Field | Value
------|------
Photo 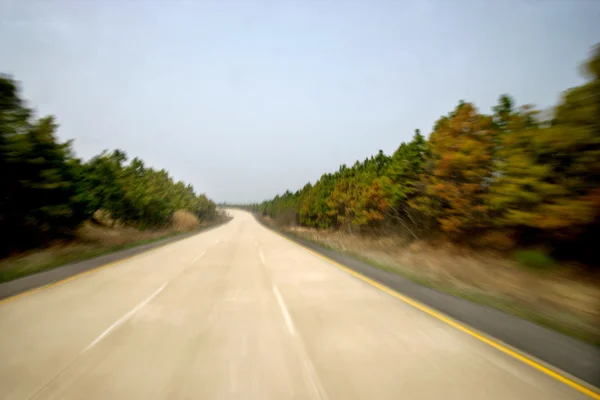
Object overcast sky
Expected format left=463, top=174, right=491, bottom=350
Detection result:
left=1, top=0, right=599, bottom=203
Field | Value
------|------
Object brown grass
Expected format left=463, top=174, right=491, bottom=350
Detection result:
left=0, top=209, right=224, bottom=283
left=79, top=221, right=173, bottom=245
left=171, top=210, right=200, bottom=232
left=285, top=225, right=600, bottom=345
left=0, top=222, right=176, bottom=283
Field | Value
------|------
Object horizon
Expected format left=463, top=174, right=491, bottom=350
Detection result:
left=2, top=0, right=599, bottom=203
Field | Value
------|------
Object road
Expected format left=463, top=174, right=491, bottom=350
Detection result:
left=0, top=210, right=592, bottom=399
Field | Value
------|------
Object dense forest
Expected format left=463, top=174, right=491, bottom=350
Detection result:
left=250, top=44, right=600, bottom=267
left=0, top=75, right=217, bottom=256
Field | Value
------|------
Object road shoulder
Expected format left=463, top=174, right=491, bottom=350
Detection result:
left=0, top=219, right=231, bottom=302
left=254, top=216, right=600, bottom=391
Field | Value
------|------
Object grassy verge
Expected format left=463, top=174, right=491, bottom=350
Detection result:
left=0, top=217, right=230, bottom=283
left=360, top=254, right=597, bottom=345
left=270, top=221, right=599, bottom=346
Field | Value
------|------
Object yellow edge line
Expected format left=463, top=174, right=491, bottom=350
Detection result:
left=275, top=231, right=600, bottom=399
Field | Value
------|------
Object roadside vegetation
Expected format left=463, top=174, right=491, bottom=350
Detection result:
left=0, top=210, right=229, bottom=283
left=278, top=225, right=600, bottom=345
left=0, top=75, right=221, bottom=280
left=239, top=44, right=600, bottom=345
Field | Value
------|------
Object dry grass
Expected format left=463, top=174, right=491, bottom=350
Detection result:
left=286, top=225, right=600, bottom=345
left=79, top=221, right=173, bottom=245
left=0, top=209, right=224, bottom=283
left=171, top=210, right=200, bottom=232
left=0, top=222, right=176, bottom=283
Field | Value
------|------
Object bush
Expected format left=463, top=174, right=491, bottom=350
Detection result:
left=474, top=230, right=516, bottom=251
left=275, top=208, right=298, bottom=227
left=514, top=249, right=556, bottom=270
left=170, top=210, right=199, bottom=232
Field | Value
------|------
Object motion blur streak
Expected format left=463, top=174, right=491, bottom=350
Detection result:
left=0, top=210, right=593, bottom=399
left=274, top=231, right=600, bottom=399
left=0, top=211, right=586, bottom=399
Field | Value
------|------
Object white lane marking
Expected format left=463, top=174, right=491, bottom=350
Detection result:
left=259, top=249, right=266, bottom=264
left=272, top=284, right=295, bottom=336
left=296, top=340, right=329, bottom=400
left=192, top=251, right=206, bottom=263
left=83, top=282, right=168, bottom=352
left=272, top=283, right=329, bottom=400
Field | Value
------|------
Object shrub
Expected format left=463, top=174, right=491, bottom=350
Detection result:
left=474, top=230, right=516, bottom=251
left=514, top=249, right=555, bottom=270
left=170, top=210, right=199, bottom=232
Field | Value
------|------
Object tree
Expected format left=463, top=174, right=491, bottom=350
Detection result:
left=0, top=74, right=218, bottom=255
left=412, top=102, right=495, bottom=235
left=81, top=150, right=128, bottom=224
left=0, top=77, right=88, bottom=253
left=256, top=43, right=600, bottom=266
left=379, top=129, right=428, bottom=236
left=489, top=46, right=600, bottom=237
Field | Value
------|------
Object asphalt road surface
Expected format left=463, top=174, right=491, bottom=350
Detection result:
left=0, top=210, right=593, bottom=399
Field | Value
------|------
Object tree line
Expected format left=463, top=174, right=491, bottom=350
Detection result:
left=252, top=44, right=600, bottom=266
left=0, top=75, right=217, bottom=256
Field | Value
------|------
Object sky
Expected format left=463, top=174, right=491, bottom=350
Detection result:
left=1, top=0, right=599, bottom=203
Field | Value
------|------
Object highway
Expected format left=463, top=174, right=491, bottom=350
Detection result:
left=0, top=210, right=592, bottom=399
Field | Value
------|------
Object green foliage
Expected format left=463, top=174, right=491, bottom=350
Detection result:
left=1, top=77, right=88, bottom=251
left=414, top=102, right=495, bottom=234
left=80, top=153, right=216, bottom=229
left=0, top=75, right=217, bottom=255
left=514, top=250, right=555, bottom=270
left=256, top=44, right=600, bottom=266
